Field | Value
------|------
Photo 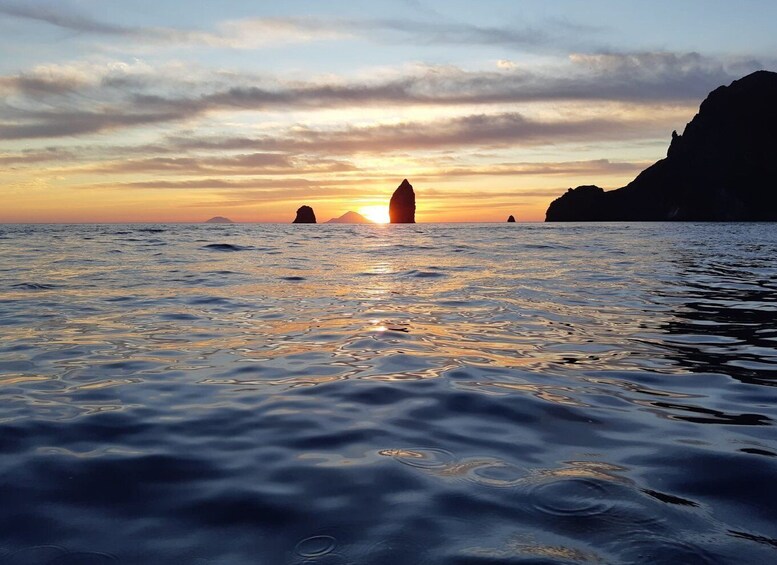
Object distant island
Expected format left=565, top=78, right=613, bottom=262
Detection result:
left=325, top=211, right=370, bottom=224
left=546, top=70, right=777, bottom=221
left=205, top=216, right=233, bottom=223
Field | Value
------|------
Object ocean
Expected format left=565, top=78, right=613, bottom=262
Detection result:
left=0, top=222, right=775, bottom=564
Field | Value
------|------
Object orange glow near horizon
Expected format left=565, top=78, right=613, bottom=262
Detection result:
left=358, top=205, right=390, bottom=224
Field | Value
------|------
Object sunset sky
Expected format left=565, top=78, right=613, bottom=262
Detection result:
left=1, top=0, right=776, bottom=222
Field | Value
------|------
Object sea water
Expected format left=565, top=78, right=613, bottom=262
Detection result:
left=0, top=223, right=775, bottom=564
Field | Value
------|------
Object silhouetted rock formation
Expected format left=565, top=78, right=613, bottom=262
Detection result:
left=293, top=205, right=317, bottom=224
left=507, top=215, right=516, bottom=223
left=325, top=211, right=370, bottom=224
left=546, top=71, right=777, bottom=221
left=389, top=179, right=416, bottom=223
left=205, top=216, right=233, bottom=223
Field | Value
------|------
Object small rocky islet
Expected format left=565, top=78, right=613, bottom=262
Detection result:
left=292, top=205, right=317, bottom=224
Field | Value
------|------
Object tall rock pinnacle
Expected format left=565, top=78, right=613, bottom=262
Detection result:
left=389, top=179, right=416, bottom=223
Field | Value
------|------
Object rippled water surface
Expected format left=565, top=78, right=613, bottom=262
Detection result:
left=1, top=223, right=776, bottom=564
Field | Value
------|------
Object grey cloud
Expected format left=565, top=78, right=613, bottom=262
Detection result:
left=85, top=177, right=387, bottom=193
left=1, top=52, right=768, bottom=140
left=0, top=1, right=132, bottom=35
left=369, top=18, right=549, bottom=48
left=99, top=153, right=293, bottom=173
left=3, top=108, right=669, bottom=162
left=89, top=153, right=356, bottom=176
left=427, top=159, right=649, bottom=178
left=80, top=160, right=642, bottom=195
left=94, top=178, right=320, bottom=190
left=0, top=110, right=663, bottom=171
left=0, top=2, right=588, bottom=51
left=168, top=112, right=665, bottom=156
left=0, top=109, right=190, bottom=139
left=0, top=148, right=73, bottom=165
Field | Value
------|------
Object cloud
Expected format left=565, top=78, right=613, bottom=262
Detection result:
left=0, top=2, right=590, bottom=51
left=165, top=112, right=666, bottom=156
left=2, top=51, right=765, bottom=140
left=0, top=1, right=131, bottom=35
left=0, top=2, right=349, bottom=48
left=0, top=148, right=74, bottom=165
left=0, top=107, right=670, bottom=170
left=86, top=177, right=371, bottom=191
left=425, top=159, right=649, bottom=178
left=88, top=153, right=356, bottom=176
left=0, top=108, right=191, bottom=139
left=364, top=18, right=551, bottom=49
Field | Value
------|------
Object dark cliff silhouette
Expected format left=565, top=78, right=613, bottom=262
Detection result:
left=325, top=211, right=370, bottom=224
left=546, top=70, right=777, bottom=221
left=205, top=216, right=233, bottom=224
left=293, top=205, right=317, bottom=223
left=507, top=215, right=516, bottom=223
left=389, top=179, right=416, bottom=223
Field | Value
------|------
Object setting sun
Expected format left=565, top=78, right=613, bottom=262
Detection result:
left=358, top=205, right=390, bottom=224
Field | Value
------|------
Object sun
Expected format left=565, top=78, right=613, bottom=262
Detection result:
left=359, top=205, right=390, bottom=224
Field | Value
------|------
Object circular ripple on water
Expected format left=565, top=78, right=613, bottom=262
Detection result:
left=529, top=478, right=614, bottom=517
left=49, top=552, right=119, bottom=564
left=616, top=537, right=716, bottom=564
left=347, top=538, right=436, bottom=565
left=465, top=461, right=526, bottom=488
left=295, top=535, right=337, bottom=558
left=379, top=448, right=455, bottom=469
left=8, top=545, right=67, bottom=565
left=298, top=555, right=348, bottom=565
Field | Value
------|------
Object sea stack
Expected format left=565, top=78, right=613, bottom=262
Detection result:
left=507, top=215, right=516, bottom=223
left=293, top=205, right=317, bottom=224
left=389, top=179, right=416, bottom=223
left=545, top=70, right=777, bottom=221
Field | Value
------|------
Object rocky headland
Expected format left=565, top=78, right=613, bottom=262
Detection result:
left=545, top=71, right=777, bottom=221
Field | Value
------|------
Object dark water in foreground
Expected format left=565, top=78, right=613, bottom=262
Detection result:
left=0, top=223, right=776, bottom=564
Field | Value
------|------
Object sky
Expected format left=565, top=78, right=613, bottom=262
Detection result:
left=1, top=0, right=776, bottom=223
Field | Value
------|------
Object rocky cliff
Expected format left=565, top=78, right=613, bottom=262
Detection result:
left=546, top=71, right=777, bottom=221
